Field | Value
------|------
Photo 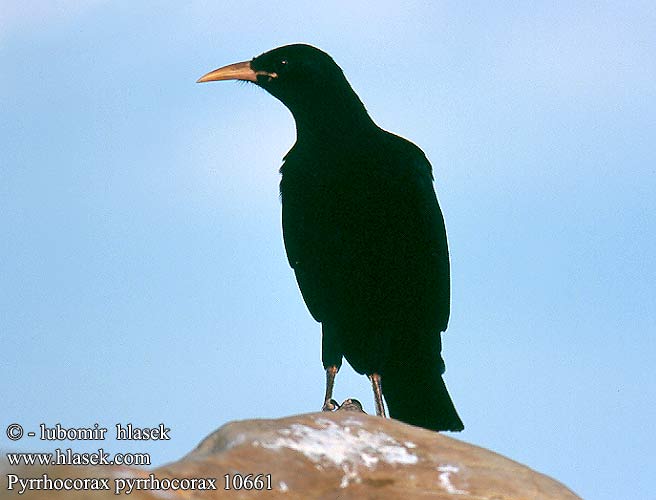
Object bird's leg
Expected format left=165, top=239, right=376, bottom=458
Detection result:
left=322, top=365, right=340, bottom=411
left=369, top=373, right=387, bottom=418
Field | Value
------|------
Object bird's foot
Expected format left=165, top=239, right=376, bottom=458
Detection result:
left=336, top=398, right=366, bottom=413
left=322, top=398, right=339, bottom=412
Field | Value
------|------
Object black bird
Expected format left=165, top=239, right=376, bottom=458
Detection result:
left=198, top=44, right=463, bottom=432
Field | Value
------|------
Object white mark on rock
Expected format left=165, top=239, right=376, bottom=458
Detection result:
left=340, top=417, right=366, bottom=427
left=224, top=433, right=246, bottom=449
left=340, top=463, right=361, bottom=488
left=257, top=420, right=418, bottom=468
left=151, top=492, right=177, bottom=500
left=437, top=464, right=468, bottom=495
left=278, top=481, right=289, bottom=492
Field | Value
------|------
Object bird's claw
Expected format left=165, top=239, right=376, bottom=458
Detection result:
left=336, top=398, right=366, bottom=413
left=322, top=398, right=339, bottom=412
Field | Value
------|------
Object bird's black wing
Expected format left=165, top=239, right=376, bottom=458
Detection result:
left=371, top=133, right=451, bottom=332
left=280, top=132, right=450, bottom=333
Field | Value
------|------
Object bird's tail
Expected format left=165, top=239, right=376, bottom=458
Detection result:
left=381, top=334, right=464, bottom=432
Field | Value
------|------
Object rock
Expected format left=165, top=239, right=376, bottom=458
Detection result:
left=1, top=412, right=581, bottom=499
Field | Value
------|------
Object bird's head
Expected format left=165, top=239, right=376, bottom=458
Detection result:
left=198, top=44, right=369, bottom=133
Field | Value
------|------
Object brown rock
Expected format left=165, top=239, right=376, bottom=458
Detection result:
left=2, top=412, right=581, bottom=499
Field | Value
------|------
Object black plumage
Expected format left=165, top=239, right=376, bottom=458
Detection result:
left=198, top=44, right=463, bottom=431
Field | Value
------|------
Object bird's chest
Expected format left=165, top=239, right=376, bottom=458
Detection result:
left=282, top=161, right=388, bottom=238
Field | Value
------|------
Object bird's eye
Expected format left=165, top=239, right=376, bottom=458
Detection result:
left=275, top=58, right=289, bottom=74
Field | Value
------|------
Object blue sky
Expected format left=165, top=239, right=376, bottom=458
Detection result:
left=1, top=2, right=654, bottom=498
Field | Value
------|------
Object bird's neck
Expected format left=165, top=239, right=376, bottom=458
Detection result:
left=290, top=89, right=377, bottom=146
